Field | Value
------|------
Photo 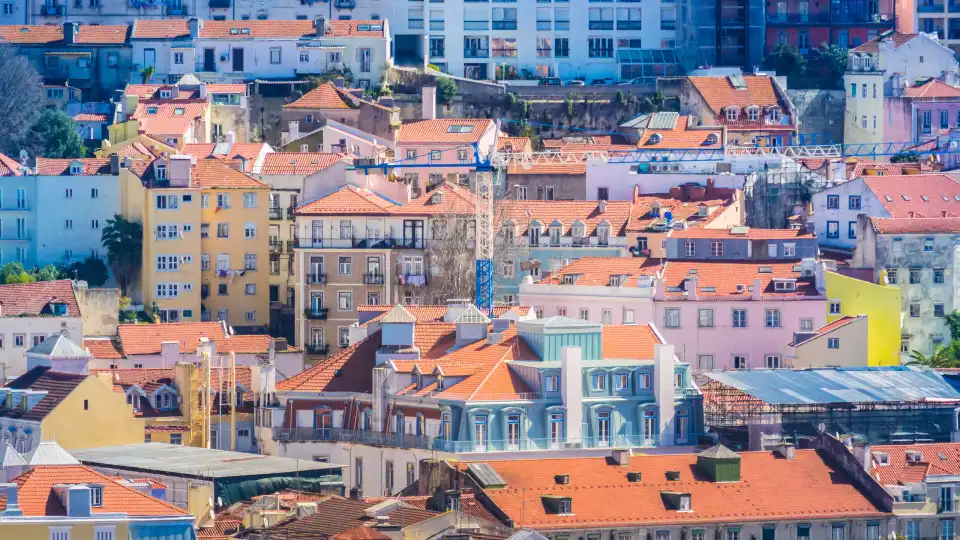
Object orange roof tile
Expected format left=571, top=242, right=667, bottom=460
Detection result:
left=659, top=260, right=820, bottom=299
left=83, top=338, right=124, bottom=359
left=852, top=31, right=918, bottom=53
left=848, top=160, right=932, bottom=178
left=190, top=158, right=268, bottom=189
left=91, top=366, right=253, bottom=391
left=72, top=113, right=109, bottom=122
left=35, top=158, right=112, bottom=176
left=869, top=217, right=960, bottom=234
left=284, top=82, right=356, bottom=110
left=626, top=193, right=737, bottom=232
left=496, top=200, right=632, bottom=236
left=537, top=256, right=660, bottom=287
left=260, top=152, right=349, bottom=175
left=397, top=119, right=494, bottom=145
left=205, top=84, right=247, bottom=95
left=870, top=443, right=960, bottom=485
left=117, top=322, right=278, bottom=356
left=0, top=24, right=128, bottom=44
left=180, top=143, right=268, bottom=172
left=905, top=78, right=960, bottom=98
left=637, top=115, right=722, bottom=149
left=497, top=136, right=531, bottom=153
left=0, top=153, right=23, bottom=176
left=0, top=465, right=188, bottom=517
left=602, top=325, right=663, bottom=359
left=188, top=19, right=385, bottom=40
left=132, top=101, right=209, bottom=138
left=507, top=163, right=587, bottom=175
left=296, top=184, right=399, bottom=215
left=670, top=227, right=813, bottom=240
left=0, top=280, right=80, bottom=316
left=462, top=450, right=886, bottom=529
left=392, top=183, right=478, bottom=215
left=360, top=304, right=524, bottom=324
left=862, top=174, right=960, bottom=217
left=130, top=20, right=190, bottom=39
left=688, top=76, right=782, bottom=113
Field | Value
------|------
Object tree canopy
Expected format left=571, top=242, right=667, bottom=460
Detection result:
left=101, top=214, right=143, bottom=295
left=10, top=109, right=87, bottom=159
left=0, top=46, right=42, bottom=156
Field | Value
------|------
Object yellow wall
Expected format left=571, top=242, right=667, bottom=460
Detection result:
left=41, top=376, right=144, bottom=450
left=107, top=120, right=141, bottom=147
left=0, top=522, right=131, bottom=540
left=825, top=271, right=902, bottom=366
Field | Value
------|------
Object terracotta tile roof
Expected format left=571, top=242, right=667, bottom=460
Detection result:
left=91, top=367, right=253, bottom=392
left=190, top=158, right=268, bottom=189
left=542, top=135, right=636, bottom=153
left=670, top=227, right=813, bottom=240
left=206, top=84, right=247, bottom=95
left=72, top=113, right=109, bottom=122
left=132, top=101, right=209, bottom=138
left=905, top=78, right=960, bottom=98
left=284, top=82, right=355, bottom=110
left=537, top=256, right=660, bottom=287
left=278, top=334, right=380, bottom=393
left=332, top=526, right=392, bottom=540
left=687, top=76, right=794, bottom=131
left=397, top=119, right=495, bottom=145
left=0, top=280, right=80, bottom=316
left=266, top=495, right=438, bottom=539
left=392, top=183, right=478, bottom=215
left=297, top=183, right=476, bottom=216
left=0, top=465, right=188, bottom=517
left=260, top=152, right=349, bottom=175
left=0, top=153, right=23, bottom=176
left=626, top=193, right=737, bottom=233
left=869, top=443, right=960, bottom=485
left=497, top=136, right=531, bottom=153
left=1, top=367, right=88, bottom=421
left=124, top=84, right=196, bottom=100
left=848, top=160, right=932, bottom=179
left=602, top=325, right=663, bottom=359
left=637, top=116, right=722, bottom=149
left=180, top=143, right=268, bottom=172
left=862, top=174, right=960, bottom=217
left=324, top=20, right=387, bottom=38
left=659, top=260, right=820, bottom=299
left=83, top=338, right=124, bottom=359
left=869, top=216, right=960, bottom=234
left=117, top=322, right=277, bottom=356
left=852, top=31, right=918, bottom=53
left=360, top=304, right=524, bottom=324
left=384, top=493, right=500, bottom=523
left=35, top=158, right=112, bottom=176
left=0, top=24, right=128, bottom=44
left=507, top=163, right=587, bottom=175
left=496, top=200, right=632, bottom=236
left=130, top=20, right=190, bottom=39
left=462, top=450, right=886, bottom=528
left=788, top=315, right=864, bottom=346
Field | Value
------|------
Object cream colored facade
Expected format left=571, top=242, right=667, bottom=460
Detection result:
left=128, top=156, right=270, bottom=329
left=787, top=316, right=870, bottom=368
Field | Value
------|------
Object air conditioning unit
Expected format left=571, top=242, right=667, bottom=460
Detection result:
left=735, top=284, right=745, bottom=292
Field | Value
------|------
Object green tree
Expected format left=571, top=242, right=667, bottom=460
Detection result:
left=908, top=345, right=960, bottom=368
left=140, top=65, right=155, bottom=84
left=33, top=264, right=61, bottom=281
left=64, top=256, right=109, bottom=287
left=762, top=42, right=807, bottom=87
left=891, top=151, right=920, bottom=163
left=0, top=262, right=35, bottom=284
left=11, top=109, right=87, bottom=159
left=435, top=77, right=457, bottom=105
left=0, top=46, right=43, bottom=155
left=520, top=124, right=542, bottom=151
left=809, top=43, right=849, bottom=89
left=101, top=214, right=143, bottom=295
left=946, top=311, right=960, bottom=341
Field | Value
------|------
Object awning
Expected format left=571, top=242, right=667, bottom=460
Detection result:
left=45, top=51, right=91, bottom=57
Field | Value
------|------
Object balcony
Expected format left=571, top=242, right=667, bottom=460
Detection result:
left=464, top=47, right=490, bottom=58
left=307, top=343, right=330, bottom=355
left=308, top=273, right=327, bottom=285
left=918, top=2, right=945, bottom=12
left=269, top=207, right=284, bottom=220
left=766, top=12, right=830, bottom=24
left=299, top=236, right=423, bottom=250
left=285, top=240, right=296, bottom=253
left=269, top=241, right=282, bottom=253
left=492, top=21, right=518, bottom=30
left=464, top=21, right=489, bottom=30
left=408, top=18, right=424, bottom=29
left=166, top=6, right=187, bottom=15
left=830, top=9, right=895, bottom=23
left=589, top=21, right=614, bottom=29
left=660, top=20, right=676, bottom=30
left=398, top=274, right=427, bottom=287
left=40, top=5, right=64, bottom=16
left=571, top=237, right=591, bottom=247
left=335, top=0, right=356, bottom=8
left=618, top=20, right=643, bottom=29
left=304, top=307, right=329, bottom=320
left=537, top=20, right=552, bottom=30
left=430, top=20, right=445, bottom=30
left=493, top=48, right=517, bottom=58
left=363, top=273, right=385, bottom=285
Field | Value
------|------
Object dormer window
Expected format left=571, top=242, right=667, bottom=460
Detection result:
left=746, top=106, right=759, bottom=122
left=648, top=133, right=662, bottom=144
left=156, top=164, right=167, bottom=180
left=852, top=56, right=860, bottom=70
left=609, top=275, right=622, bottom=287
left=431, top=191, right=443, bottom=204
left=698, top=205, right=710, bottom=217
left=906, top=450, right=923, bottom=463
left=873, top=452, right=890, bottom=466
left=416, top=372, right=423, bottom=389
left=69, top=163, right=83, bottom=175
left=725, top=107, right=738, bottom=121
left=542, top=496, right=573, bottom=515
left=437, top=375, right=444, bottom=391
left=773, top=279, right=796, bottom=291
left=705, top=133, right=719, bottom=145
left=528, top=222, right=541, bottom=246
left=572, top=222, right=585, bottom=240
left=147, top=106, right=159, bottom=115
left=768, top=107, right=781, bottom=122
left=90, top=485, right=103, bottom=507
left=562, top=274, right=580, bottom=285
left=160, top=89, right=172, bottom=99
left=49, top=302, right=68, bottom=316
left=649, top=203, right=661, bottom=217
left=597, top=223, right=610, bottom=246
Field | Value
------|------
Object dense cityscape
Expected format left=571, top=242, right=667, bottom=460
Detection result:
left=0, top=1, right=957, bottom=539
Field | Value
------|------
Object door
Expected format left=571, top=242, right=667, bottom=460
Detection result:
left=549, top=413, right=564, bottom=447
left=474, top=416, right=488, bottom=451
left=232, top=48, right=244, bottom=72
left=403, top=220, right=424, bottom=248
left=643, top=410, right=657, bottom=445
left=507, top=414, right=520, bottom=450
left=143, top=48, right=156, bottom=71
left=311, top=220, right=323, bottom=247
left=597, top=411, right=610, bottom=446
left=366, top=256, right=382, bottom=278
left=359, top=48, right=372, bottom=72
left=310, top=291, right=323, bottom=314
left=203, top=48, right=215, bottom=72
left=317, top=411, right=332, bottom=437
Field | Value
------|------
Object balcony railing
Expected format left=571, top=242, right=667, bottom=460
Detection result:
left=464, top=47, right=489, bottom=57
left=537, top=20, right=551, bottom=30
left=766, top=12, right=831, bottom=23
left=308, top=273, right=327, bottom=284
left=272, top=427, right=660, bottom=453
left=571, top=237, right=590, bottom=247
left=918, top=2, right=944, bottom=12
left=40, top=5, right=64, bottom=16
left=304, top=307, right=329, bottom=320
left=618, top=20, right=643, bottom=29
left=269, top=207, right=283, bottom=220
left=589, top=21, right=614, bottom=29
left=660, top=20, right=677, bottom=29
left=555, top=21, right=570, bottom=29
left=398, top=274, right=427, bottom=287
left=363, top=273, right=385, bottom=285
left=830, top=10, right=894, bottom=23
left=298, top=237, right=425, bottom=249
left=307, top=343, right=330, bottom=355
left=408, top=18, right=424, bottom=29
left=269, top=241, right=282, bottom=253
left=285, top=240, right=296, bottom=253
left=166, top=6, right=187, bottom=15
left=492, top=21, right=518, bottom=29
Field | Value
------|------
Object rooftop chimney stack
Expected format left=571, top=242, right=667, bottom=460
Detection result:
left=315, top=16, right=327, bottom=37
left=422, top=86, right=437, bottom=120
left=189, top=18, right=202, bottom=39
left=0, top=483, right=21, bottom=516
left=63, top=22, right=78, bottom=45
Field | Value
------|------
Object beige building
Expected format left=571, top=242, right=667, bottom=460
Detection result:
left=787, top=315, right=869, bottom=368
left=281, top=81, right=399, bottom=145
left=293, top=179, right=477, bottom=364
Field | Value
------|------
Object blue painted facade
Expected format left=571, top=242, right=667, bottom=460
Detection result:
left=496, top=246, right=626, bottom=301
left=664, top=235, right=819, bottom=261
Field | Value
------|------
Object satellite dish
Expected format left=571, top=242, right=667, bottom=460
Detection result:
left=817, top=422, right=826, bottom=434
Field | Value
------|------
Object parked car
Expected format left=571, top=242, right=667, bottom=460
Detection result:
left=539, top=78, right=562, bottom=86
left=591, top=78, right=616, bottom=86
left=567, top=80, right=585, bottom=86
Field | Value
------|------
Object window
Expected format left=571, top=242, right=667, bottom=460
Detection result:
left=14, top=334, right=24, bottom=348
left=338, top=291, right=353, bottom=311
left=848, top=221, right=857, bottom=240
left=244, top=222, right=256, bottom=239
left=831, top=524, right=845, bottom=540
left=910, top=268, right=921, bottom=284
left=940, top=519, right=954, bottom=540
left=270, top=47, right=281, bottom=64
left=783, top=243, right=796, bottom=257
left=338, top=256, right=352, bottom=275
left=765, top=354, right=781, bottom=368
left=588, top=37, right=614, bottom=58
left=243, top=192, right=257, bottom=208
left=664, top=308, right=680, bottom=328
left=244, top=254, right=257, bottom=271
left=826, top=221, right=839, bottom=238
left=828, top=337, right=840, bottom=349
left=555, top=37, right=569, bottom=58
left=684, top=241, right=695, bottom=257
left=515, top=186, right=527, bottom=200
left=732, top=309, right=747, bottom=328
left=710, top=241, right=723, bottom=257
left=698, top=309, right=714, bottom=328
left=615, top=373, right=628, bottom=390
left=826, top=195, right=839, bottom=209
left=592, top=373, right=606, bottom=391
left=935, top=268, right=945, bottom=284
left=170, top=433, right=182, bottom=445
left=579, top=308, right=589, bottom=320
left=910, top=303, right=920, bottom=318
left=797, top=525, right=811, bottom=540
left=94, top=526, right=115, bottom=540
left=91, top=219, right=99, bottom=230
left=936, top=303, right=945, bottom=317
left=765, top=309, right=781, bottom=328
left=545, top=375, right=559, bottom=392
left=50, top=527, right=71, bottom=540
left=830, top=300, right=841, bottom=314
left=65, top=219, right=73, bottom=230
left=733, top=355, right=747, bottom=369
left=216, top=193, right=230, bottom=209
left=924, top=237, right=935, bottom=252
left=887, top=268, right=898, bottom=284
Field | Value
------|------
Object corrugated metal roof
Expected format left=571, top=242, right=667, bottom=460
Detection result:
left=703, top=367, right=960, bottom=405
left=649, top=112, right=680, bottom=129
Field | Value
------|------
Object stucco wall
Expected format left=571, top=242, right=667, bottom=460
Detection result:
left=0, top=318, right=83, bottom=379
left=41, top=376, right=144, bottom=450
left=790, top=316, right=869, bottom=368
left=75, top=287, right=120, bottom=337
left=787, top=89, right=844, bottom=145
left=824, top=271, right=902, bottom=366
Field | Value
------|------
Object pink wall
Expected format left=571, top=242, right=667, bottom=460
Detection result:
left=653, top=299, right=827, bottom=369
left=883, top=98, right=913, bottom=143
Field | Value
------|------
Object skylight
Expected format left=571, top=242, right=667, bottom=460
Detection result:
left=954, top=195, right=960, bottom=201
left=230, top=28, right=239, bottom=34
left=147, top=106, right=158, bottom=114
left=447, top=125, right=474, bottom=133
left=902, top=194, right=910, bottom=201
left=174, top=108, right=185, bottom=116
left=240, top=28, right=251, bottom=34
left=758, top=266, right=773, bottom=273
left=921, top=195, right=929, bottom=201
left=885, top=195, right=893, bottom=202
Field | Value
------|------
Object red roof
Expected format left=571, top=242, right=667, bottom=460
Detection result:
left=0, top=465, right=188, bottom=517
left=132, top=101, right=209, bottom=138
left=297, top=183, right=476, bottom=216
left=869, top=443, right=960, bottom=485
left=788, top=315, right=864, bottom=346
left=359, top=304, right=528, bottom=324
left=72, top=113, right=109, bottom=122
left=117, top=322, right=281, bottom=356
left=497, top=136, right=531, bottom=153
left=497, top=200, right=633, bottom=237
left=507, top=163, right=587, bottom=176
left=192, top=19, right=385, bottom=39
left=0, top=24, right=128, bottom=44
left=537, top=256, right=660, bottom=287
left=862, top=174, right=960, bottom=217
left=91, top=366, right=253, bottom=392
left=601, top=325, right=663, bottom=359
left=260, top=152, right=349, bottom=175
left=284, top=82, right=355, bottom=110
left=687, top=76, right=794, bottom=131
left=869, top=217, right=960, bottom=234
left=188, top=158, right=268, bottom=189
left=180, top=143, right=268, bottom=172
left=0, top=280, right=79, bottom=316
left=852, top=31, right=918, bottom=53
left=637, top=115, right=723, bottom=149
left=659, top=260, right=820, bottom=299
left=0, top=153, right=23, bottom=176
left=462, top=450, right=886, bottom=528
left=205, top=84, right=247, bottom=95
left=670, top=227, right=813, bottom=240
left=36, top=158, right=112, bottom=176
left=83, top=338, right=124, bottom=359
left=396, top=119, right=494, bottom=145
left=130, top=20, right=190, bottom=39
left=904, top=78, right=960, bottom=99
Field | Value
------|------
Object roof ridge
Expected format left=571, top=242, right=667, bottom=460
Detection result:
left=465, top=342, right=521, bottom=401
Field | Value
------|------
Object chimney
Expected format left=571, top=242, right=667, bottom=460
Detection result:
left=63, top=22, right=78, bottom=45
left=775, top=443, right=796, bottom=460
left=349, top=487, right=362, bottom=500
left=110, top=154, right=121, bottom=175
left=189, top=17, right=202, bottom=39
left=422, top=86, right=437, bottom=120
left=225, top=131, right=236, bottom=144
left=199, top=84, right=208, bottom=100
left=0, top=483, right=21, bottom=516
left=167, top=155, right=194, bottom=187
left=706, top=176, right=715, bottom=198
left=684, top=274, right=698, bottom=300
left=751, top=277, right=763, bottom=300
left=612, top=449, right=631, bottom=466
left=379, top=96, right=395, bottom=107
left=123, top=156, right=133, bottom=168
left=160, top=341, right=180, bottom=368
left=653, top=344, right=676, bottom=446
left=560, top=347, right=583, bottom=443
left=288, top=121, right=300, bottom=143
left=315, top=16, right=327, bottom=37
left=333, top=76, right=345, bottom=89
left=64, top=485, right=92, bottom=517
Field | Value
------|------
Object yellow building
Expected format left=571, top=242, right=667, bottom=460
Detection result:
left=0, top=464, right=194, bottom=539
left=128, top=156, right=270, bottom=330
left=0, top=366, right=144, bottom=453
left=824, top=269, right=902, bottom=366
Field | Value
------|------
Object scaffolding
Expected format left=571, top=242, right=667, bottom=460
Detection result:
left=743, top=165, right=837, bottom=229
left=701, top=378, right=960, bottom=448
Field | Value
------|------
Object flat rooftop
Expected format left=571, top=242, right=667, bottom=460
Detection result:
left=72, top=443, right=344, bottom=480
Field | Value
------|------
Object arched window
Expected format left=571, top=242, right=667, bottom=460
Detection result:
left=705, top=133, right=719, bottom=145
left=725, top=107, right=738, bottom=121
left=746, top=106, right=759, bottom=122
left=648, top=133, right=662, bottom=144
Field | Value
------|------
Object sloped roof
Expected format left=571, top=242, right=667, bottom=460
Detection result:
left=537, top=256, right=660, bottom=287
left=82, top=338, right=124, bottom=359
left=861, top=174, right=960, bottom=217
left=904, top=78, right=960, bottom=98
left=869, top=217, right=960, bottom=234
left=688, top=76, right=782, bottom=113
left=117, top=322, right=278, bottom=356
left=129, top=20, right=190, bottom=39
left=24, top=440, right=80, bottom=466
left=636, top=115, right=723, bottom=149
left=0, top=153, right=23, bottom=176
left=0, top=24, right=128, bottom=44
left=461, top=450, right=886, bottom=528
left=35, top=158, right=113, bottom=176
left=360, top=305, right=529, bottom=324
left=658, top=260, right=820, bottom=299
left=397, top=119, right=494, bottom=145
left=600, top=325, right=663, bottom=360
left=0, top=280, right=79, bottom=317
left=497, top=200, right=632, bottom=236
left=131, top=101, right=209, bottom=138
left=296, top=183, right=476, bottom=216
left=180, top=143, right=268, bottom=172
left=869, top=442, right=960, bottom=485
left=26, top=334, right=89, bottom=358
left=789, top=316, right=864, bottom=346
left=381, top=304, right=417, bottom=324
left=265, top=495, right=437, bottom=539
left=852, top=31, right=919, bottom=53
left=1, top=367, right=88, bottom=421
left=190, top=158, right=268, bottom=189
left=284, top=82, right=356, bottom=110
left=698, top=444, right=740, bottom=459
left=0, top=443, right=25, bottom=467
left=260, top=152, right=348, bottom=175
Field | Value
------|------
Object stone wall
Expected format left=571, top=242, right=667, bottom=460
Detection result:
left=788, top=89, right=845, bottom=145
left=75, top=286, right=120, bottom=337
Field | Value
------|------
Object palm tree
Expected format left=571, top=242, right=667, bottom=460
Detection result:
left=908, top=345, right=959, bottom=368
left=140, top=65, right=155, bottom=84
left=101, top=214, right=143, bottom=296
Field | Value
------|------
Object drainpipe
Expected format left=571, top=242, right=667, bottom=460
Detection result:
left=230, top=351, right=236, bottom=451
